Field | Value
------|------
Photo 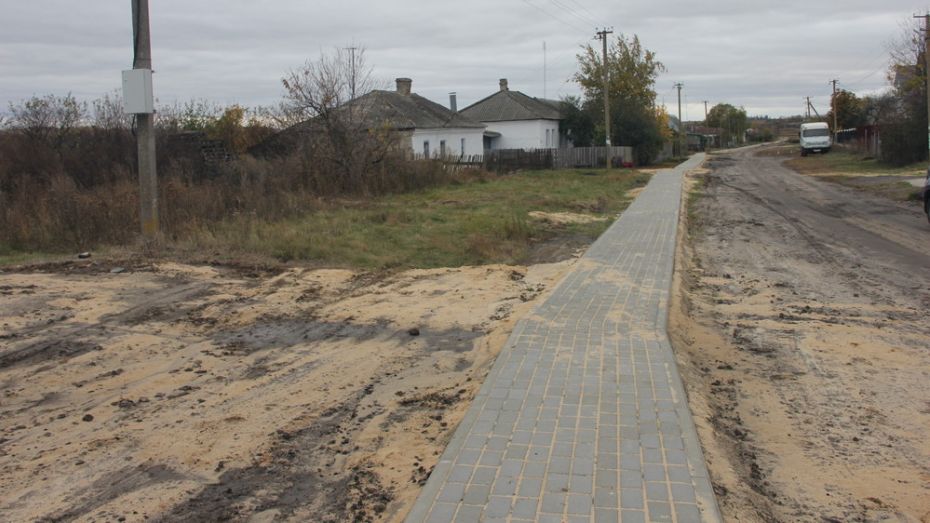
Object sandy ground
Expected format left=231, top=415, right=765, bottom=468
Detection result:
left=670, top=146, right=930, bottom=522
left=0, top=257, right=575, bottom=522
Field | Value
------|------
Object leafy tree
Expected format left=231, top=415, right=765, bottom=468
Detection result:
left=572, top=33, right=665, bottom=164
left=559, top=95, right=595, bottom=147
left=574, top=34, right=663, bottom=110
left=613, top=97, right=665, bottom=165
left=826, top=90, right=865, bottom=130
left=705, top=103, right=747, bottom=147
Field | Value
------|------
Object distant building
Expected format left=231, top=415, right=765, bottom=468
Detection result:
left=346, top=78, right=486, bottom=157
left=257, top=77, right=485, bottom=158
left=460, top=79, right=565, bottom=150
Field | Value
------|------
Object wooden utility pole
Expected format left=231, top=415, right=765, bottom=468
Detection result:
left=830, top=79, right=839, bottom=144
left=596, top=28, right=613, bottom=168
left=131, top=0, right=158, bottom=240
left=806, top=96, right=812, bottom=119
left=703, top=100, right=708, bottom=121
left=675, top=83, right=684, bottom=156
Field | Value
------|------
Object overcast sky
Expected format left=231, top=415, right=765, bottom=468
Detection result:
left=1, top=1, right=927, bottom=119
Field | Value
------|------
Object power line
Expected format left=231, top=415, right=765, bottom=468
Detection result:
left=518, top=0, right=589, bottom=34
left=842, top=61, right=889, bottom=90
left=547, top=0, right=598, bottom=28
left=564, top=0, right=599, bottom=25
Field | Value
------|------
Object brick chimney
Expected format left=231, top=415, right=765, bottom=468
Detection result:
left=499, top=78, right=509, bottom=92
left=396, top=78, right=412, bottom=96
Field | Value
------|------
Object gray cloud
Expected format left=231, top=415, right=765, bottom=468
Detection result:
left=0, top=0, right=924, bottom=117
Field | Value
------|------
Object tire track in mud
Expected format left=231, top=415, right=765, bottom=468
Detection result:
left=0, top=282, right=213, bottom=369
left=674, top=147, right=930, bottom=523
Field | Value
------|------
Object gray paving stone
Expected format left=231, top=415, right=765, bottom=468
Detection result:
left=483, top=496, right=511, bottom=518
left=595, top=508, right=620, bottom=523
left=620, top=487, right=645, bottom=509
left=511, top=497, right=538, bottom=519
left=648, top=501, right=673, bottom=522
left=566, top=492, right=593, bottom=515
left=452, top=505, right=481, bottom=523
left=517, top=477, right=542, bottom=498
left=676, top=503, right=703, bottom=523
left=405, top=156, right=720, bottom=523
left=462, top=483, right=490, bottom=505
left=425, top=502, right=456, bottom=523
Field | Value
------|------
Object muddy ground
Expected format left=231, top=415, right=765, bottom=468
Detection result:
left=0, top=256, right=575, bottom=522
left=671, top=145, right=930, bottom=522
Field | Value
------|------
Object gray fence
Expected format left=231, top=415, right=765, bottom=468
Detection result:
left=425, top=146, right=636, bottom=173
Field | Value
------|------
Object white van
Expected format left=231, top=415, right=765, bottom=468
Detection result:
left=799, top=122, right=831, bottom=156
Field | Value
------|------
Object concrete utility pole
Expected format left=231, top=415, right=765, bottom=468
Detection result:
left=830, top=78, right=839, bottom=144
left=596, top=28, right=613, bottom=168
left=543, top=41, right=547, bottom=99
left=131, top=0, right=158, bottom=240
left=675, top=82, right=684, bottom=156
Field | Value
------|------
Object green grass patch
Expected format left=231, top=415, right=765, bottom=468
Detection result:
left=785, top=149, right=925, bottom=177
left=784, top=149, right=925, bottom=203
left=685, top=173, right=709, bottom=237
left=178, top=168, right=651, bottom=269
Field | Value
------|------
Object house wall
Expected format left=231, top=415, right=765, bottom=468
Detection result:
left=483, top=119, right=560, bottom=150
left=411, top=128, right=485, bottom=157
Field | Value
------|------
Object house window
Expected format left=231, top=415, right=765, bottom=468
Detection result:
left=423, top=140, right=429, bottom=157
left=546, top=129, right=551, bottom=147
left=440, top=140, right=446, bottom=157
left=461, top=138, right=466, bottom=154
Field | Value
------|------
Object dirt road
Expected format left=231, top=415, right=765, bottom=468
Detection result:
left=671, top=145, right=930, bottom=522
left=0, top=259, right=573, bottom=522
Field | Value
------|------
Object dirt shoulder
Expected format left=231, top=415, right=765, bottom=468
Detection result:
left=670, top=147, right=930, bottom=522
left=0, top=259, right=574, bottom=522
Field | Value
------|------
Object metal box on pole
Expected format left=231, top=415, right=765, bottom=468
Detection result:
left=121, top=69, right=154, bottom=114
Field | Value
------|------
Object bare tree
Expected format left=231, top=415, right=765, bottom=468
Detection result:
left=280, top=47, right=395, bottom=192
left=887, top=18, right=925, bottom=85
left=8, top=93, right=86, bottom=150
left=281, top=47, right=379, bottom=120
left=92, top=91, right=132, bottom=131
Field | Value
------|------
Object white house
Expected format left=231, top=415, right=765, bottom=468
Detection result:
left=459, top=79, right=564, bottom=151
left=351, top=78, right=486, bottom=157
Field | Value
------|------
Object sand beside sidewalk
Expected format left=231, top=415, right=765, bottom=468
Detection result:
left=0, top=259, right=574, bottom=522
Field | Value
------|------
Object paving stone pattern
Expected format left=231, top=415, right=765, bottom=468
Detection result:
left=407, top=155, right=720, bottom=523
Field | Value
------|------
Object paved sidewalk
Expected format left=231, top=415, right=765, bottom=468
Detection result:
left=406, top=155, right=720, bottom=523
